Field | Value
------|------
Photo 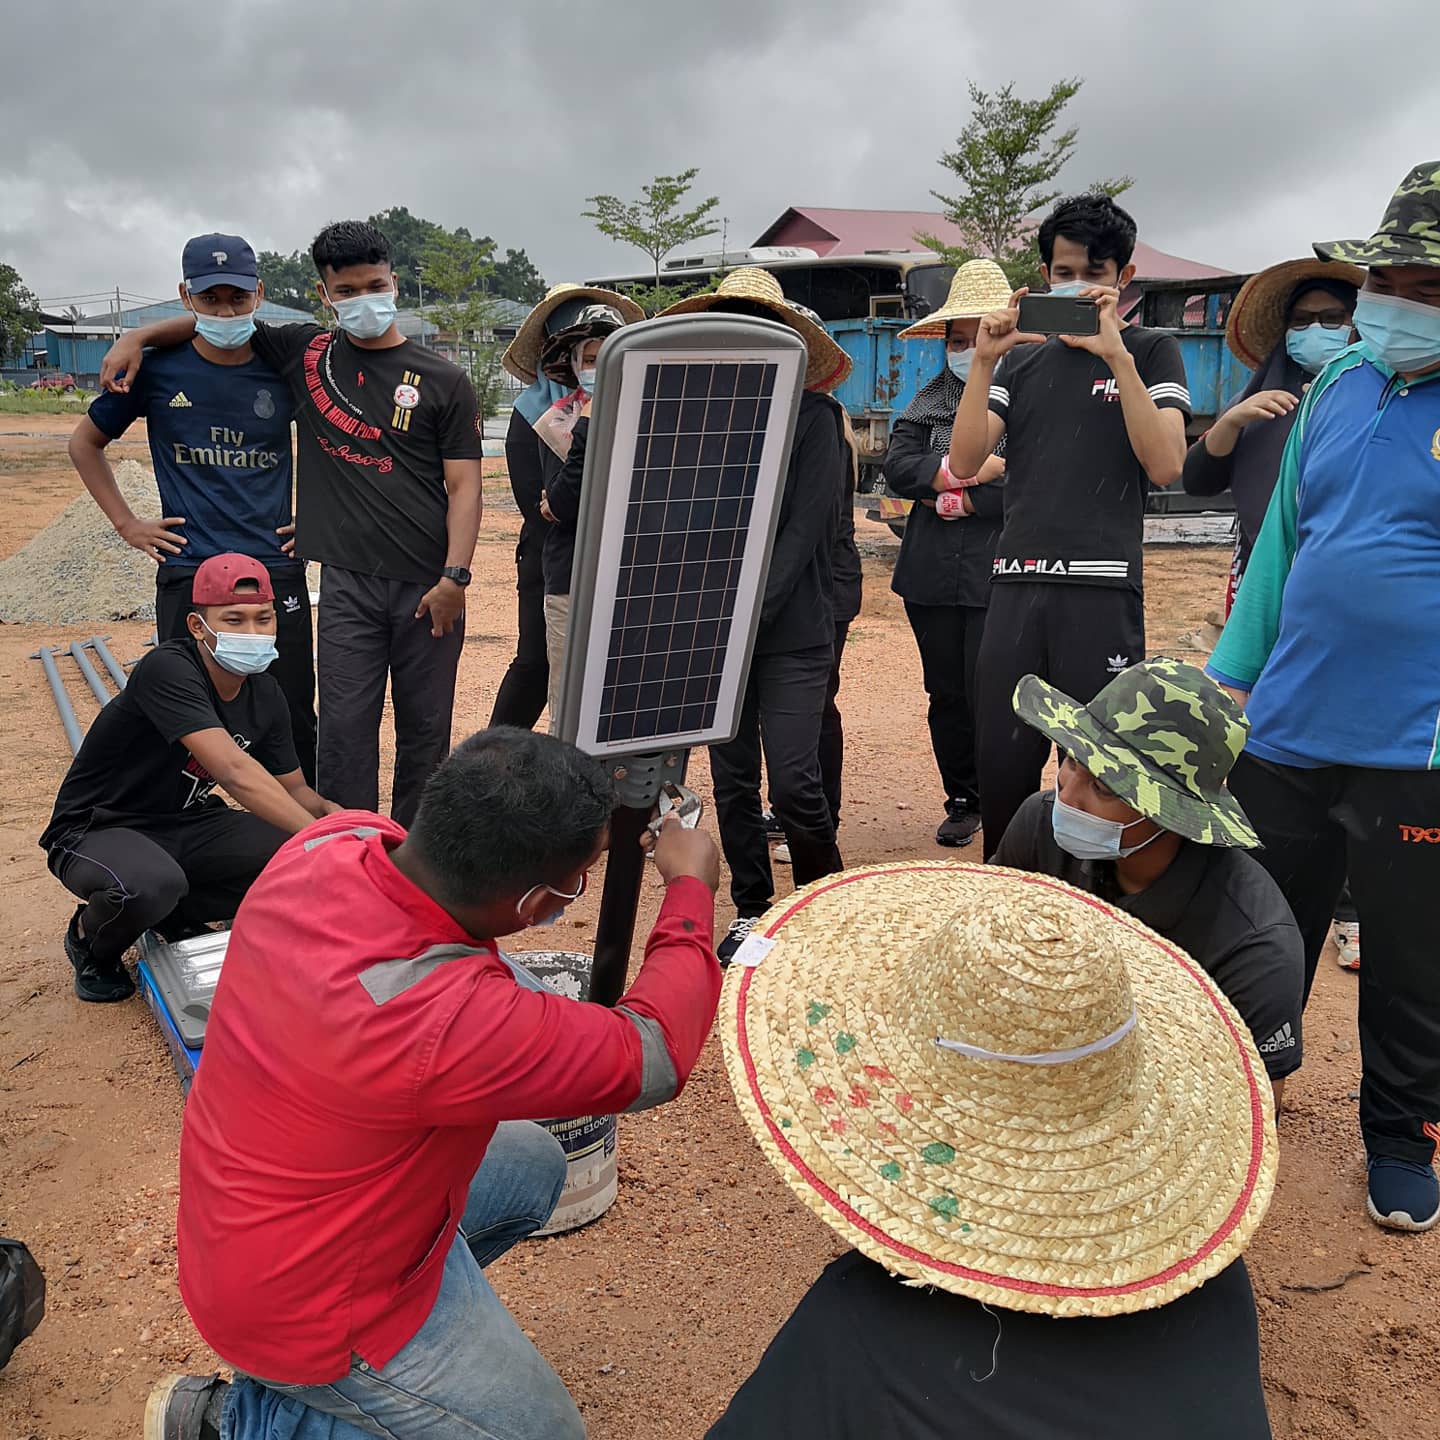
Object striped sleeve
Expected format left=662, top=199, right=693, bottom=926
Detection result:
left=1138, top=332, right=1191, bottom=413
left=987, top=354, right=1011, bottom=416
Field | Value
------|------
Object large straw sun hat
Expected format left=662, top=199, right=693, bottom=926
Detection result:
left=659, top=268, right=852, bottom=391
left=721, top=861, right=1277, bottom=1319
left=503, top=283, right=646, bottom=384
left=898, top=259, right=1014, bottom=341
left=1224, top=258, right=1363, bottom=369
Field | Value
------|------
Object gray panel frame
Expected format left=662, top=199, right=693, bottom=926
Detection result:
left=555, top=315, right=807, bottom=755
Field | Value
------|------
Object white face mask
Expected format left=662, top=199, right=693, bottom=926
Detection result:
left=946, top=349, right=974, bottom=380
left=1051, top=791, right=1162, bottom=861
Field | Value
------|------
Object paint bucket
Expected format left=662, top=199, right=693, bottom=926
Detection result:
left=507, top=949, right=619, bottom=1235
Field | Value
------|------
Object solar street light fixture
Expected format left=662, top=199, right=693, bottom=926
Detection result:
left=554, top=314, right=807, bottom=1004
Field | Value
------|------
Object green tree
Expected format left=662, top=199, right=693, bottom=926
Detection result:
left=490, top=247, right=546, bottom=304
left=918, top=79, right=1133, bottom=290
left=583, top=169, right=720, bottom=295
left=0, top=262, right=43, bottom=364
left=420, top=230, right=507, bottom=417
left=256, top=249, right=327, bottom=316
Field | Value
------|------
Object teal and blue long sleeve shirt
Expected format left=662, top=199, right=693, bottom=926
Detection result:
left=1208, top=345, right=1440, bottom=770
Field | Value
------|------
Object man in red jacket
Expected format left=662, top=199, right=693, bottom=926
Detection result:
left=145, top=726, right=722, bottom=1440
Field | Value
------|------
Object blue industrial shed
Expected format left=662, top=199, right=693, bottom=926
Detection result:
left=26, top=299, right=314, bottom=378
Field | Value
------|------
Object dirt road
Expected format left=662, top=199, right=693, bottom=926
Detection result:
left=0, top=415, right=1433, bottom=1437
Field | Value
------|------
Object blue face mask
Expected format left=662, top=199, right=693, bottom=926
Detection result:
left=192, top=311, right=256, bottom=350
left=1051, top=791, right=1162, bottom=861
left=201, top=619, right=278, bottom=676
left=1285, top=321, right=1351, bottom=375
left=1353, top=290, right=1440, bottom=375
left=576, top=367, right=598, bottom=393
left=946, top=349, right=974, bottom=380
left=328, top=290, right=398, bottom=340
left=1046, top=281, right=1090, bottom=297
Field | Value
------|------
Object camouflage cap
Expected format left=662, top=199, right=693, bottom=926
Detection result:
left=1315, top=161, right=1440, bottom=268
left=1013, top=658, right=1260, bottom=848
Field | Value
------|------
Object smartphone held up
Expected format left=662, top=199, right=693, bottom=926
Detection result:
left=1016, top=293, right=1101, bottom=337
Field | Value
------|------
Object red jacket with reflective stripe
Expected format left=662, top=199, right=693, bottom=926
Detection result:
left=177, top=812, right=719, bottom=1382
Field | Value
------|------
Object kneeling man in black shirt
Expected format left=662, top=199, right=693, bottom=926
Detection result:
left=40, top=554, right=338, bottom=1002
left=712, top=804, right=1278, bottom=1440
left=992, top=656, right=1304, bottom=1107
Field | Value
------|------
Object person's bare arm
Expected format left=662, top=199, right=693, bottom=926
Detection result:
left=68, top=416, right=189, bottom=562
left=931, top=450, right=1006, bottom=494
left=100, top=315, right=197, bottom=393
left=948, top=371, right=1007, bottom=478
left=276, top=769, right=343, bottom=819
left=415, top=457, right=483, bottom=638
left=180, top=729, right=318, bottom=833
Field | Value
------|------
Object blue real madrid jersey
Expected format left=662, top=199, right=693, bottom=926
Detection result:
left=89, top=341, right=298, bottom=572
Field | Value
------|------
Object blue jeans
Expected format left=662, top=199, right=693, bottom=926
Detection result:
left=221, top=1121, right=581, bottom=1440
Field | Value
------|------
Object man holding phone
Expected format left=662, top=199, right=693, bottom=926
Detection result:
left=948, top=193, right=1191, bottom=856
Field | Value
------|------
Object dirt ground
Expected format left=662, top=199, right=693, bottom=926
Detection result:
left=1, top=413, right=1434, bottom=1438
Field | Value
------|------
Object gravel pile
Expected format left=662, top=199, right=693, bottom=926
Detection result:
left=0, top=460, right=161, bottom=623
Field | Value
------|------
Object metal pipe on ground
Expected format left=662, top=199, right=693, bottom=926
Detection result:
left=68, top=641, right=112, bottom=707
left=29, top=647, right=85, bottom=756
left=86, top=636, right=129, bottom=690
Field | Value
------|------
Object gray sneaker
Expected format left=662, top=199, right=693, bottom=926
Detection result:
left=144, top=1373, right=227, bottom=1440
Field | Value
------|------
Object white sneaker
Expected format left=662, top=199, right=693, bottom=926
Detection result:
left=773, top=842, right=792, bottom=865
left=1333, top=920, right=1360, bottom=971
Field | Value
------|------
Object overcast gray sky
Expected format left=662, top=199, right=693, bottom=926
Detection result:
left=5, top=0, right=1439, bottom=308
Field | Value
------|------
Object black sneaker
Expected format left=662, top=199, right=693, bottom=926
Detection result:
left=144, top=1372, right=227, bottom=1440
left=63, top=908, right=135, bottom=1004
left=935, top=801, right=981, bottom=848
left=763, top=808, right=785, bottom=839
left=717, top=916, right=760, bottom=967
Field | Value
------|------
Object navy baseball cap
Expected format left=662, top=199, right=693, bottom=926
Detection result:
left=183, top=233, right=259, bottom=293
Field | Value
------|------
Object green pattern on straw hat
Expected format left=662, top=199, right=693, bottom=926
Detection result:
left=1013, top=657, right=1259, bottom=848
left=720, top=861, right=1277, bottom=1319
left=1315, top=161, right=1440, bottom=268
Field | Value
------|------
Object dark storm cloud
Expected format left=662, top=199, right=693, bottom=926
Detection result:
left=3, top=0, right=1438, bottom=306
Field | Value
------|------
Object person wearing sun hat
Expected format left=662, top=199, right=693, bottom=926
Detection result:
left=490, top=285, right=644, bottom=727
left=887, top=259, right=1013, bottom=849
left=988, top=656, right=1303, bottom=1107
left=1209, top=161, right=1440, bottom=1233
left=656, top=269, right=853, bottom=962
left=709, top=855, right=1277, bottom=1438
left=490, top=284, right=642, bottom=728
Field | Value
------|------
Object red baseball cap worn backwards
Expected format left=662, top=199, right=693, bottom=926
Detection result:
left=191, top=554, right=275, bottom=606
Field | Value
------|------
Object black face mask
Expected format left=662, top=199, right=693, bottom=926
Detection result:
left=0, top=1239, right=45, bottom=1371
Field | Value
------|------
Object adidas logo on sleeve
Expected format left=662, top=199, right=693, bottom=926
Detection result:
left=1258, top=1022, right=1297, bottom=1055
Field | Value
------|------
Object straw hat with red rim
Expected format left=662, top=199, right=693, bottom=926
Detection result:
left=503, top=284, right=646, bottom=384
left=721, top=860, right=1277, bottom=1318
left=898, top=259, right=1014, bottom=341
left=659, top=268, right=852, bottom=392
left=1224, top=258, right=1364, bottom=369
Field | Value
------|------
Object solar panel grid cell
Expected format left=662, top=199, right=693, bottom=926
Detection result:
left=596, top=358, right=779, bottom=746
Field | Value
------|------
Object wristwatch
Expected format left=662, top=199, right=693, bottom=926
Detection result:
left=441, top=566, right=472, bottom=587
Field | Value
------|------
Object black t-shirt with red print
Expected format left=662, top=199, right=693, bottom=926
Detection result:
left=252, top=324, right=482, bottom=584
left=987, top=327, right=1191, bottom=592
left=40, top=641, right=297, bottom=850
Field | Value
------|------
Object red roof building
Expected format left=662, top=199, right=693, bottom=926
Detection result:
left=754, top=206, right=1227, bottom=282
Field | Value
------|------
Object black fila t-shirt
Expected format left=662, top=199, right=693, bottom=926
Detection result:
left=252, top=324, right=482, bottom=584
left=987, top=328, right=1190, bottom=590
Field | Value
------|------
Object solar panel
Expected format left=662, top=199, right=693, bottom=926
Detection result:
left=556, top=317, right=807, bottom=757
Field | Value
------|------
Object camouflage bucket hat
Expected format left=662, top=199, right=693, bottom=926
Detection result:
left=1013, top=658, right=1259, bottom=848
left=1314, top=161, right=1440, bottom=268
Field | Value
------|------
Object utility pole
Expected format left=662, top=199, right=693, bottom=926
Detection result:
left=720, top=216, right=729, bottom=273
left=415, top=265, right=426, bottom=347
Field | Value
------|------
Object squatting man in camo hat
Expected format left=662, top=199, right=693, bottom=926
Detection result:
left=1209, top=160, right=1440, bottom=1233
left=990, top=657, right=1305, bottom=1109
